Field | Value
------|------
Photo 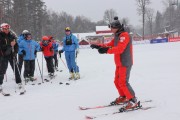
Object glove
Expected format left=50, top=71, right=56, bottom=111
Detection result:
left=90, top=44, right=101, bottom=49
left=59, top=50, right=63, bottom=58
left=76, top=48, right=79, bottom=54
left=98, top=47, right=109, bottom=54
left=34, top=50, right=37, bottom=56
left=59, top=50, right=64, bottom=54
left=21, top=50, right=26, bottom=56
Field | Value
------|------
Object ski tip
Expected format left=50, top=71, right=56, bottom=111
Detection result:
left=85, top=115, right=94, bottom=119
left=79, top=106, right=87, bottom=110
left=59, top=82, right=63, bottom=85
left=38, top=83, right=41, bottom=85
left=66, top=83, right=70, bottom=85
left=2, top=93, right=11, bottom=96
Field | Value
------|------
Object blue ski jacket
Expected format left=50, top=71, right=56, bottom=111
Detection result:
left=62, top=33, right=79, bottom=52
left=19, top=40, right=40, bottom=60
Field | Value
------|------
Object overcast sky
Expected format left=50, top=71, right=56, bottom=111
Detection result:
left=42, top=0, right=165, bottom=26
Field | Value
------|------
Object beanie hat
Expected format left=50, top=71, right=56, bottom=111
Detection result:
left=109, top=16, right=122, bottom=29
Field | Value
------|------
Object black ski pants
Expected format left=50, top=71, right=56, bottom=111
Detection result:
left=0, top=56, right=22, bottom=85
left=45, top=56, right=54, bottom=73
left=18, top=54, right=24, bottom=74
left=23, top=60, right=35, bottom=78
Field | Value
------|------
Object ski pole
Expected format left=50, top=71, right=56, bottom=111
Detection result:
left=58, top=53, right=67, bottom=69
left=36, top=56, right=43, bottom=83
left=12, top=46, right=25, bottom=88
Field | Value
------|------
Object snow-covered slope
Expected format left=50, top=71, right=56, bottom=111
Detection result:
left=0, top=42, right=180, bottom=120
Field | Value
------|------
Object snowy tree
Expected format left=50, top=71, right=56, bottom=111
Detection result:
left=136, top=0, right=151, bottom=40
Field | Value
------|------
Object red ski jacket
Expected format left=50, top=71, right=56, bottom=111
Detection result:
left=100, top=32, right=133, bottom=67
left=40, top=42, right=54, bottom=57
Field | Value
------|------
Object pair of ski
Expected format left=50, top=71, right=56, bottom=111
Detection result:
left=59, top=82, right=70, bottom=85
left=25, top=78, right=38, bottom=85
left=79, top=100, right=155, bottom=119
left=1, top=89, right=26, bottom=96
left=44, top=74, right=57, bottom=82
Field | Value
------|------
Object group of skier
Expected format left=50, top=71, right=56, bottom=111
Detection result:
left=0, top=24, right=80, bottom=93
left=0, top=16, right=139, bottom=111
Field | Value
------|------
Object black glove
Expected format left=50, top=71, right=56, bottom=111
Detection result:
left=59, top=50, right=63, bottom=58
left=34, top=50, right=37, bottom=56
left=98, top=47, right=109, bottom=54
left=41, top=47, right=44, bottom=51
left=21, top=50, right=26, bottom=56
left=90, top=44, right=101, bottom=49
left=59, top=50, right=64, bottom=54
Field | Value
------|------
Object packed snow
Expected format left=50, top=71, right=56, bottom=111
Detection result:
left=0, top=42, right=180, bottom=120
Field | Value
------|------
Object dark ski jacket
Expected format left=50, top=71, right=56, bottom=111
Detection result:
left=0, top=31, right=18, bottom=57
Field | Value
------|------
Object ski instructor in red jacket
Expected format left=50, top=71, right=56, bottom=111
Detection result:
left=90, top=16, right=139, bottom=111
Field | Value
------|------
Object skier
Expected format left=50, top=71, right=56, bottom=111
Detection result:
left=59, top=27, right=80, bottom=80
left=0, top=23, right=23, bottom=91
left=49, top=36, right=59, bottom=71
left=19, top=33, right=40, bottom=82
left=40, top=36, right=55, bottom=78
left=17, top=30, right=30, bottom=74
left=90, top=17, right=138, bottom=110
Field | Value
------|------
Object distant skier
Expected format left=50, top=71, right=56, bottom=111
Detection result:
left=59, top=27, right=80, bottom=80
left=90, top=17, right=138, bottom=110
left=49, top=36, right=59, bottom=71
left=19, top=33, right=40, bottom=82
left=0, top=23, right=23, bottom=91
left=17, top=30, right=30, bottom=74
left=40, top=36, right=55, bottom=77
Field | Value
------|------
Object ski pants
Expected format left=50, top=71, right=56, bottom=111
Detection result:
left=65, top=51, right=79, bottom=73
left=44, top=56, right=54, bottom=73
left=53, top=53, right=58, bottom=68
left=18, top=54, right=24, bottom=74
left=23, top=60, right=35, bottom=78
left=114, top=65, right=135, bottom=100
left=0, top=56, right=22, bottom=85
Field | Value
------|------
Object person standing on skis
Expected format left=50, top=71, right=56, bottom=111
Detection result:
left=90, top=17, right=138, bottom=110
left=17, top=30, right=30, bottom=74
left=19, top=33, right=40, bottom=82
left=59, top=27, right=80, bottom=80
left=40, top=36, right=55, bottom=78
left=0, top=23, right=23, bottom=91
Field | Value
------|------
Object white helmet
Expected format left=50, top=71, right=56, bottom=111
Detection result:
left=22, top=30, right=29, bottom=34
left=0, top=23, right=10, bottom=30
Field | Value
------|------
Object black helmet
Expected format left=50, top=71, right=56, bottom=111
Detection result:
left=108, top=16, right=122, bottom=29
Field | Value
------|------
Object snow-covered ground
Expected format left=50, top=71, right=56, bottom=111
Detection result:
left=0, top=42, right=180, bottom=120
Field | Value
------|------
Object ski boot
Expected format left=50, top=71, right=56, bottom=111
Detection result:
left=29, top=76, right=36, bottom=81
left=16, top=83, right=25, bottom=94
left=110, top=96, right=128, bottom=105
left=55, top=67, right=59, bottom=71
left=74, top=72, right=80, bottom=80
left=49, top=72, right=55, bottom=79
left=119, top=98, right=140, bottom=112
left=24, top=77, right=30, bottom=83
left=69, top=72, right=75, bottom=80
